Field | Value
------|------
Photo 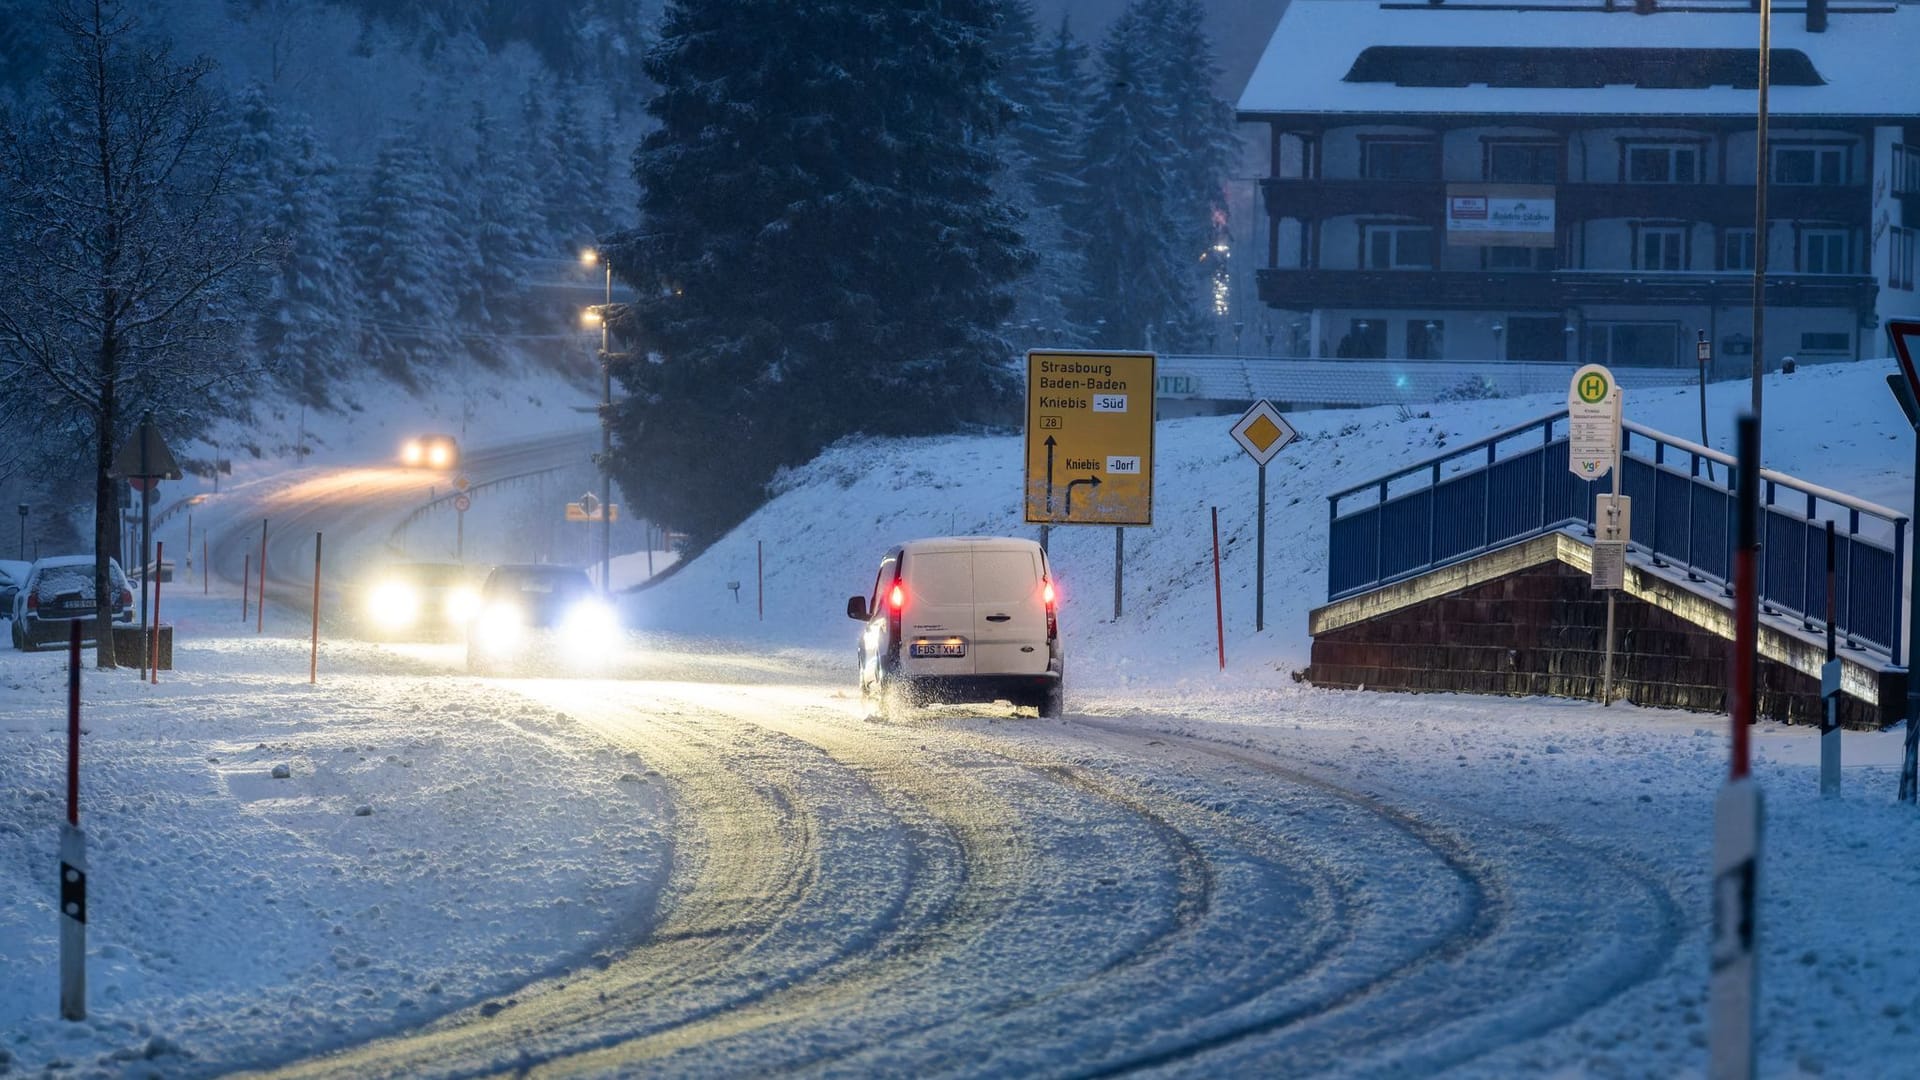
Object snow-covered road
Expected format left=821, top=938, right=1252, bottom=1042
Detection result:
left=6, top=597, right=1918, bottom=1076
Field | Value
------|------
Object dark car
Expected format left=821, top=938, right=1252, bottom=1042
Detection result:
left=10, top=555, right=135, bottom=651
left=0, top=559, right=29, bottom=620
left=356, top=561, right=481, bottom=640
left=466, top=564, right=619, bottom=675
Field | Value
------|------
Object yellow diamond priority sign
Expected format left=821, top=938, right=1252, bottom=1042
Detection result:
left=1229, top=400, right=1298, bottom=466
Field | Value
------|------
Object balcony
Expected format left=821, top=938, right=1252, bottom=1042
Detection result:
left=1260, top=178, right=1868, bottom=228
left=1254, top=267, right=1879, bottom=314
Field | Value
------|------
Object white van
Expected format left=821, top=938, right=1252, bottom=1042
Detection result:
left=846, top=537, right=1063, bottom=718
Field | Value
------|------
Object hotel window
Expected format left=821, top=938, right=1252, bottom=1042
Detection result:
left=1771, top=145, right=1846, bottom=186
left=1801, top=229, right=1849, bottom=274
left=1625, top=143, right=1700, bottom=184
left=1722, top=229, right=1756, bottom=272
left=1799, top=332, right=1851, bottom=355
left=1406, top=320, right=1445, bottom=360
left=1486, top=142, right=1558, bottom=183
left=1892, top=227, right=1915, bottom=291
left=1896, top=145, right=1920, bottom=197
left=1585, top=322, right=1680, bottom=366
left=1339, top=319, right=1388, bottom=359
left=1485, top=246, right=1551, bottom=271
left=1361, top=139, right=1439, bottom=181
left=1636, top=226, right=1686, bottom=271
left=1363, top=224, right=1434, bottom=269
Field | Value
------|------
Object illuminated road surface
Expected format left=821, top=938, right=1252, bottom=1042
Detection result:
left=190, top=439, right=1682, bottom=1077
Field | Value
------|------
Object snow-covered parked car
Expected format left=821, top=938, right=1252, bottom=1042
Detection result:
left=10, top=555, right=135, bottom=651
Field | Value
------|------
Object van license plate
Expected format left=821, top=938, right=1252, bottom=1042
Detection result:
left=911, top=641, right=966, bottom=658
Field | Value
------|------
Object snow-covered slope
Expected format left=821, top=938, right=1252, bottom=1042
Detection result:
left=633, top=360, right=1913, bottom=682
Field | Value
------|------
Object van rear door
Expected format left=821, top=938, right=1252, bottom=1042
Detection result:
left=899, top=547, right=976, bottom=675
left=970, top=546, right=1048, bottom=677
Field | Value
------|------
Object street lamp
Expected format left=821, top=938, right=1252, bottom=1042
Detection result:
left=583, top=246, right=613, bottom=596
left=15, top=503, right=25, bottom=560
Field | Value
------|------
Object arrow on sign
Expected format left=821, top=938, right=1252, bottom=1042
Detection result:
left=1064, top=475, right=1101, bottom=517
left=1043, top=436, right=1057, bottom=513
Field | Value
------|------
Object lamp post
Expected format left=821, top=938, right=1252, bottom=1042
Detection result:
left=15, top=504, right=25, bottom=560
left=582, top=248, right=614, bottom=596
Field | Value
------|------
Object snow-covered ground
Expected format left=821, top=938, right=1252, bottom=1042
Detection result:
left=2, top=359, right=1917, bottom=1076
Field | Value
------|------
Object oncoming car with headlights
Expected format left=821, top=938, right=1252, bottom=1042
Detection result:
left=466, top=564, right=620, bottom=675
left=399, top=433, right=458, bottom=470
left=357, top=562, right=481, bottom=640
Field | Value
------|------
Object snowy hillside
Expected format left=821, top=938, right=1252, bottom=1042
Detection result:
left=632, top=359, right=1914, bottom=680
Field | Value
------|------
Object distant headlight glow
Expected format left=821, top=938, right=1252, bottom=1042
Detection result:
left=366, top=581, right=420, bottom=628
left=401, top=439, right=424, bottom=466
left=445, top=586, right=481, bottom=623
left=427, top=442, right=452, bottom=467
left=473, top=602, right=524, bottom=653
left=560, top=599, right=620, bottom=659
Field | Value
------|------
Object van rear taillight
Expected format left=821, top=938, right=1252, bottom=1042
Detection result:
left=888, top=583, right=906, bottom=611
left=1042, top=581, right=1056, bottom=606
left=1043, top=579, right=1058, bottom=640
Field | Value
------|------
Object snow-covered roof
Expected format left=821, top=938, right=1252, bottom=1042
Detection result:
left=1238, top=0, right=1920, bottom=120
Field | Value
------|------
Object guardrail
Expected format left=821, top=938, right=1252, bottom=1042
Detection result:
left=1326, top=411, right=1908, bottom=662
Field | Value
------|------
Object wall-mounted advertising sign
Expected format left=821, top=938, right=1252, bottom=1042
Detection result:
left=1446, top=184, right=1555, bottom=248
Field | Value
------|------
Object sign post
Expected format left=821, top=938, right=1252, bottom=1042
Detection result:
left=1570, top=364, right=1625, bottom=703
left=112, top=414, right=181, bottom=677
left=1821, top=520, right=1841, bottom=798
left=1710, top=414, right=1763, bottom=1080
left=1228, top=400, right=1299, bottom=633
left=148, top=541, right=163, bottom=684
left=1884, top=318, right=1920, bottom=804
left=1026, top=350, right=1155, bottom=622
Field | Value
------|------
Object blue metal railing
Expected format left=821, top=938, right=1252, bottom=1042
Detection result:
left=1326, top=411, right=1909, bottom=663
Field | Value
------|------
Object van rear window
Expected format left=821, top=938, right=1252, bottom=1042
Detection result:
left=972, top=551, right=1038, bottom=603
left=906, top=552, right=972, bottom=604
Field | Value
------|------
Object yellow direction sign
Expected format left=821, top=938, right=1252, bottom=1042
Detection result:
left=565, top=502, right=621, bottom=522
left=1025, top=351, right=1155, bottom=526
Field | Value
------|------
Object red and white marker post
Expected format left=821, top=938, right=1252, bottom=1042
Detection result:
left=309, top=533, right=323, bottom=684
left=1710, top=414, right=1763, bottom=1079
left=60, top=621, right=86, bottom=1021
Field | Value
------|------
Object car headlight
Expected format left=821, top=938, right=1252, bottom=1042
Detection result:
left=427, top=442, right=452, bottom=468
left=401, top=439, right=424, bottom=466
left=367, top=581, right=420, bottom=628
left=473, top=602, right=524, bottom=652
left=444, top=586, right=481, bottom=623
left=560, top=600, right=620, bottom=657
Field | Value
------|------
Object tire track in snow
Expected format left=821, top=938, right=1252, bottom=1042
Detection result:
left=1057, top=718, right=1683, bottom=1077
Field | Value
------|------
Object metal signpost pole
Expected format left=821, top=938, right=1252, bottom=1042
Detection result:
left=1604, top=391, right=1623, bottom=706
left=1821, top=521, right=1840, bottom=797
left=1227, top=400, right=1297, bottom=635
left=1114, top=527, right=1123, bottom=621
left=1211, top=507, right=1225, bottom=671
left=1751, top=0, right=1772, bottom=426
left=16, top=503, right=25, bottom=559
left=310, top=534, right=323, bottom=685
left=1697, top=331, right=1715, bottom=481
left=1710, top=414, right=1763, bottom=1080
left=1256, top=464, right=1267, bottom=633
